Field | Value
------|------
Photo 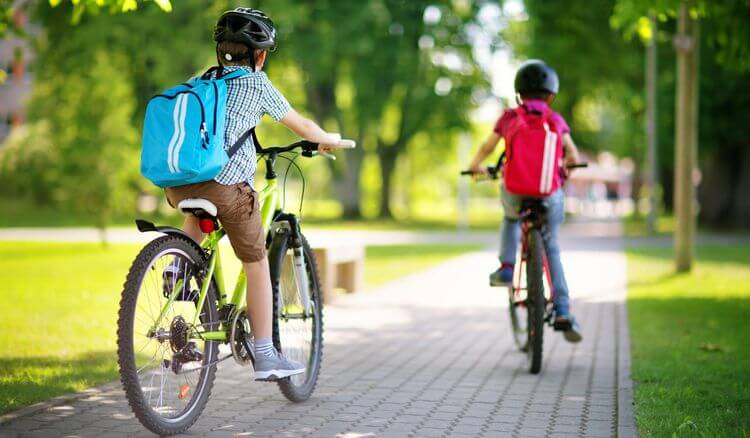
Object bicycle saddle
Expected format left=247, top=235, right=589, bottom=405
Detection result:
left=177, top=199, right=217, bottom=218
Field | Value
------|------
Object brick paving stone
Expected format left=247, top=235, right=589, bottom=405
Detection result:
left=0, top=228, right=634, bottom=438
left=415, top=427, right=447, bottom=437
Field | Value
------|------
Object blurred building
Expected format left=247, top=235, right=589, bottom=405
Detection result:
left=0, top=3, right=33, bottom=144
left=565, top=151, right=635, bottom=217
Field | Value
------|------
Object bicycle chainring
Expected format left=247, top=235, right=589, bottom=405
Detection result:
left=229, top=307, right=254, bottom=366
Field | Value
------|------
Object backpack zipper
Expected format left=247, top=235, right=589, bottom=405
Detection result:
left=211, top=82, right=218, bottom=137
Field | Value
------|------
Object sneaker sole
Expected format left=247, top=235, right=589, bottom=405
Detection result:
left=254, top=368, right=305, bottom=381
left=563, top=329, right=583, bottom=343
left=489, top=279, right=511, bottom=287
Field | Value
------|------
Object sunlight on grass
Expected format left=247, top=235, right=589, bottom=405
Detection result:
left=627, top=245, right=750, bottom=437
left=0, top=242, right=140, bottom=414
left=365, top=244, right=483, bottom=287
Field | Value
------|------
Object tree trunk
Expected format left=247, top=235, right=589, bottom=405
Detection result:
left=698, top=151, right=734, bottom=227
left=378, top=147, right=398, bottom=219
left=730, top=146, right=750, bottom=228
left=673, top=1, right=699, bottom=272
left=331, top=145, right=365, bottom=219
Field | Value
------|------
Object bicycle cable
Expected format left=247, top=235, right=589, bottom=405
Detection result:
left=278, top=152, right=306, bottom=219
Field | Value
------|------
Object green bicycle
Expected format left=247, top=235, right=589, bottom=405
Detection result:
left=117, top=138, right=355, bottom=436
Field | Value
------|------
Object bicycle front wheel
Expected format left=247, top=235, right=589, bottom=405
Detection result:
left=268, top=230, right=323, bottom=402
left=117, top=235, right=219, bottom=435
left=526, top=229, right=545, bottom=374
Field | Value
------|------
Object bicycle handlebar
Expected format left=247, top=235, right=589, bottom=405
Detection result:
left=459, top=163, right=589, bottom=178
left=256, top=138, right=357, bottom=157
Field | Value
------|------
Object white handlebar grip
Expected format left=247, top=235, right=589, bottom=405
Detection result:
left=337, top=139, right=356, bottom=149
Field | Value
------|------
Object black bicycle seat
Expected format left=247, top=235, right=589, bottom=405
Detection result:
left=520, top=199, right=548, bottom=215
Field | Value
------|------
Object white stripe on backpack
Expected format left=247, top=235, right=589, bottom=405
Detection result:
left=166, top=94, right=185, bottom=174
left=539, top=122, right=557, bottom=194
left=171, top=94, right=189, bottom=173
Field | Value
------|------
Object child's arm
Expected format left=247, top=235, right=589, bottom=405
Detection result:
left=562, top=133, right=581, bottom=169
left=468, top=132, right=502, bottom=174
left=280, top=109, right=341, bottom=150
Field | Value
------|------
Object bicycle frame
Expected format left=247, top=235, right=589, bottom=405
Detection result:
left=150, top=173, right=280, bottom=343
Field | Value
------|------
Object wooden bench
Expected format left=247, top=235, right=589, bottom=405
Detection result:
left=312, top=244, right=365, bottom=303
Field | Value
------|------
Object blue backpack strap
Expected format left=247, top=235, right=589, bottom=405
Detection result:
left=219, top=67, right=252, bottom=80
left=226, top=127, right=257, bottom=158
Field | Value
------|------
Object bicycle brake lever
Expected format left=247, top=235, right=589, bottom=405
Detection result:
left=320, top=151, right=336, bottom=161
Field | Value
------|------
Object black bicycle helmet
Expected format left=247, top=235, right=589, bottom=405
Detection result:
left=214, top=8, right=277, bottom=51
left=514, top=60, right=559, bottom=95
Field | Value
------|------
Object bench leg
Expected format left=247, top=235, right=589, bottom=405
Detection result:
left=337, top=259, right=364, bottom=294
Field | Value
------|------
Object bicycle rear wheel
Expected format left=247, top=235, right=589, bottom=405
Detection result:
left=268, top=230, right=323, bottom=402
left=525, top=229, right=545, bottom=374
left=117, top=235, right=219, bottom=435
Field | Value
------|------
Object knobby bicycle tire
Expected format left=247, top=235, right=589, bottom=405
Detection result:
left=526, top=229, right=545, bottom=374
left=268, top=231, right=324, bottom=402
left=117, top=235, right=219, bottom=436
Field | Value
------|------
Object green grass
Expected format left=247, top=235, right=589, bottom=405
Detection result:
left=0, top=240, right=481, bottom=414
left=623, top=214, right=675, bottom=237
left=0, top=242, right=141, bottom=414
left=364, top=244, right=483, bottom=287
left=627, top=244, right=750, bottom=437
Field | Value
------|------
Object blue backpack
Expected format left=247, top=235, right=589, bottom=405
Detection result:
left=141, top=67, right=255, bottom=188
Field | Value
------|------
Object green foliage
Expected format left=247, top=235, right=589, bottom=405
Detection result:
left=48, top=0, right=171, bottom=23
left=257, top=0, right=492, bottom=217
left=627, top=244, right=750, bottom=436
left=613, top=0, right=750, bottom=72
left=2, top=51, right=140, bottom=229
left=0, top=122, right=58, bottom=204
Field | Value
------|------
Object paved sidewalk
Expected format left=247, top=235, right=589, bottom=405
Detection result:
left=0, top=229, right=634, bottom=437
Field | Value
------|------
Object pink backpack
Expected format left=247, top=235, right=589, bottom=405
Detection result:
left=502, top=106, right=564, bottom=197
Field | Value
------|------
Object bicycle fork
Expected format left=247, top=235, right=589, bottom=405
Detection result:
left=273, top=214, right=312, bottom=316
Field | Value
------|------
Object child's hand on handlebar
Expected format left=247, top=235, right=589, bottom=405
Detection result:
left=468, top=163, right=489, bottom=178
left=319, top=133, right=342, bottom=154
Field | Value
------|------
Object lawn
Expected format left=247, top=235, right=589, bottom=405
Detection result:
left=0, top=240, right=480, bottom=414
left=365, top=244, right=483, bottom=287
left=627, top=244, right=750, bottom=437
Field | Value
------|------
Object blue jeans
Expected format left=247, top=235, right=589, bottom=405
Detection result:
left=499, top=187, right=571, bottom=316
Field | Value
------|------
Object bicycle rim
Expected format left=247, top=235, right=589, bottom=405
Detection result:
left=508, top=285, right=529, bottom=351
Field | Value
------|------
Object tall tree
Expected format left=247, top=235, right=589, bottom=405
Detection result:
left=259, top=0, right=490, bottom=218
left=613, top=0, right=750, bottom=229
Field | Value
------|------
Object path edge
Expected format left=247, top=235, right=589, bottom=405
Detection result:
left=0, top=381, right=121, bottom=426
left=617, top=297, right=636, bottom=437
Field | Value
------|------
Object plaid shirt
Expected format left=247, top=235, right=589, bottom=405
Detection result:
left=210, top=66, right=291, bottom=187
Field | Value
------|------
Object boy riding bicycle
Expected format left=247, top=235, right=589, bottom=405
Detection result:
left=164, top=8, right=342, bottom=379
left=468, top=60, right=583, bottom=343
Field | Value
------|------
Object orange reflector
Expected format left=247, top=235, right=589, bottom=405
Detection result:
left=178, top=384, right=190, bottom=400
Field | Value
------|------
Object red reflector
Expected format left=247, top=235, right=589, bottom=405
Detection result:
left=198, top=218, right=215, bottom=233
